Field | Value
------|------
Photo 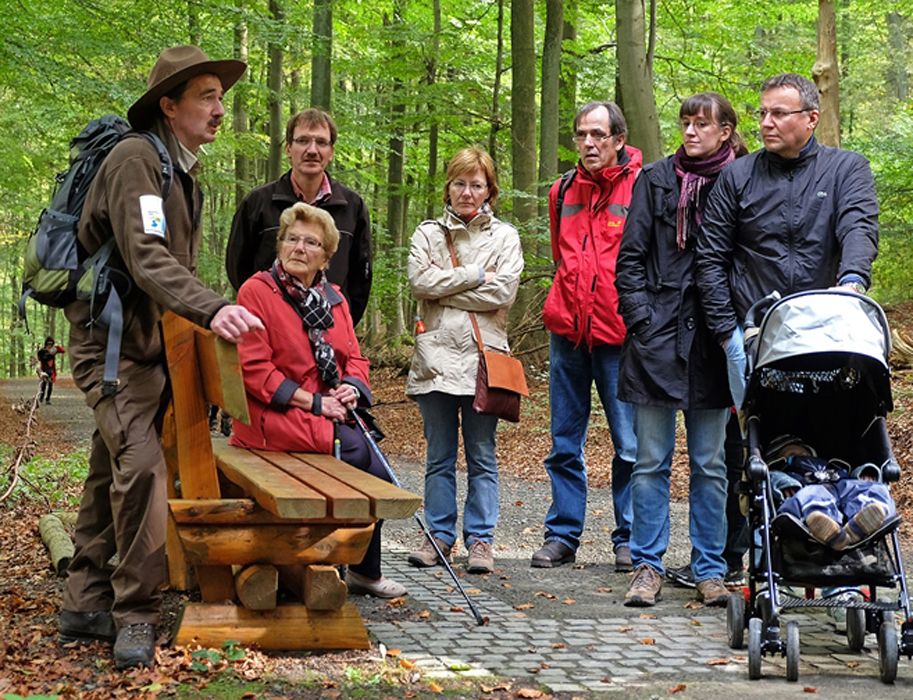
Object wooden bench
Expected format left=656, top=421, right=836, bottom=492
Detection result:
left=160, top=312, right=420, bottom=651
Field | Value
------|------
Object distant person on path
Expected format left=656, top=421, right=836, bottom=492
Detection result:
left=532, top=102, right=642, bottom=571
left=59, top=45, right=262, bottom=670
left=616, top=92, right=748, bottom=608
left=230, top=202, right=406, bottom=598
left=405, top=147, right=523, bottom=575
left=227, top=108, right=373, bottom=326
left=37, top=336, right=66, bottom=404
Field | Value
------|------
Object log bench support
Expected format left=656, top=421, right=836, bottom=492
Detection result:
left=162, top=313, right=420, bottom=651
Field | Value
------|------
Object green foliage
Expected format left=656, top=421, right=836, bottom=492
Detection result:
left=188, top=640, right=247, bottom=673
left=3, top=448, right=90, bottom=508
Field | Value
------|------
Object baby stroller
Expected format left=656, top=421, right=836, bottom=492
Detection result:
left=725, top=290, right=913, bottom=683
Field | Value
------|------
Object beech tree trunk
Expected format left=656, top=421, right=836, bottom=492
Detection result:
left=487, top=0, right=505, bottom=163
left=510, top=0, right=537, bottom=226
left=558, top=0, right=578, bottom=173
left=615, top=0, right=662, bottom=163
left=267, top=0, right=285, bottom=182
left=233, top=7, right=250, bottom=207
left=311, top=0, right=332, bottom=110
left=813, top=0, right=840, bottom=147
left=538, top=0, right=564, bottom=219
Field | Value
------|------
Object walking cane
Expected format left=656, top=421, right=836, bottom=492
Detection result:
left=349, top=409, right=487, bottom=626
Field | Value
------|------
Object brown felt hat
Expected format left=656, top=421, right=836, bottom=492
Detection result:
left=128, top=45, right=246, bottom=129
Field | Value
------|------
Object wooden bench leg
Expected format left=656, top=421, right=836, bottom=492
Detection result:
left=173, top=602, right=370, bottom=650
left=278, top=564, right=347, bottom=611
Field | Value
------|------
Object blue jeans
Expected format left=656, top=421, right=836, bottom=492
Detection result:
left=415, top=392, right=500, bottom=549
left=630, top=404, right=728, bottom=581
left=543, top=334, right=636, bottom=551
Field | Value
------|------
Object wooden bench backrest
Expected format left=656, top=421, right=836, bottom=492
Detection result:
left=161, top=311, right=250, bottom=499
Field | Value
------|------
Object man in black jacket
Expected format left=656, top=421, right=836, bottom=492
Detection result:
left=696, top=73, right=878, bottom=407
left=226, top=109, right=372, bottom=325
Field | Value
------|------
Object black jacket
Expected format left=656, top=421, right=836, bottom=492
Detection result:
left=226, top=170, right=372, bottom=325
left=616, top=157, right=729, bottom=409
left=696, top=141, right=878, bottom=343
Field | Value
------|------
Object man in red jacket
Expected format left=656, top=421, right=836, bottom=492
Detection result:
left=532, top=102, right=642, bottom=570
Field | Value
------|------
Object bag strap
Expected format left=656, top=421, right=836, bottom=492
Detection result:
left=442, top=227, right=486, bottom=355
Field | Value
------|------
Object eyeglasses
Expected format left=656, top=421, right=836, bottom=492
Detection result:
left=281, top=235, right=324, bottom=250
left=450, top=180, right=489, bottom=194
left=572, top=131, right=614, bottom=144
left=290, top=136, right=332, bottom=148
left=757, top=108, right=811, bottom=122
left=679, top=119, right=719, bottom=131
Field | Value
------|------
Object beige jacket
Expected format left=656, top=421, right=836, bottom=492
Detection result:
left=405, top=206, right=523, bottom=397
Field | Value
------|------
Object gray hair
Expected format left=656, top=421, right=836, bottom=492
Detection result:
left=761, top=73, right=820, bottom=111
left=573, top=101, right=628, bottom=138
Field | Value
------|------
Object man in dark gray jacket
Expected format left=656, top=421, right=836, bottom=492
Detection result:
left=696, top=73, right=878, bottom=407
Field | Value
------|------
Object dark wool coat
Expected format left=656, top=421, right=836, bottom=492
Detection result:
left=616, top=156, right=730, bottom=409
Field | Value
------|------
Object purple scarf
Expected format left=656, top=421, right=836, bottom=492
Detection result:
left=671, top=141, right=735, bottom=250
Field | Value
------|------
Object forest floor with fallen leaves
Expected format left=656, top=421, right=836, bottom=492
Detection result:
left=3, top=301, right=913, bottom=699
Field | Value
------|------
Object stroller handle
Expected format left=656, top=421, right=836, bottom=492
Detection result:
left=743, top=290, right=782, bottom=331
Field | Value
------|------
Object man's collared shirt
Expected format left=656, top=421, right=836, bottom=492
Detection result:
left=291, top=172, right=332, bottom=204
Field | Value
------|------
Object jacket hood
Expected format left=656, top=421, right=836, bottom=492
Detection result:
left=440, top=203, right=494, bottom=231
left=577, top=145, right=643, bottom=186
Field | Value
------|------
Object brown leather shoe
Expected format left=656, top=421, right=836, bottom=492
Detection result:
left=407, top=536, right=452, bottom=567
left=624, top=564, right=663, bottom=607
left=466, top=540, right=494, bottom=574
left=614, top=544, right=633, bottom=572
left=531, top=540, right=576, bottom=568
left=696, top=577, right=730, bottom=607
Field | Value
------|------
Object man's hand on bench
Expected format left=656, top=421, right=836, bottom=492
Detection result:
left=211, top=305, right=265, bottom=343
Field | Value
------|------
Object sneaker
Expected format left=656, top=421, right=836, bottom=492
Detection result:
left=624, top=564, right=663, bottom=607
left=58, top=609, right=116, bottom=644
left=827, top=591, right=864, bottom=633
left=407, top=536, right=452, bottom=568
left=833, top=504, right=888, bottom=549
left=806, top=511, right=841, bottom=546
left=724, top=568, right=746, bottom=588
left=696, top=578, right=730, bottom=607
left=614, top=544, right=633, bottom=573
left=113, top=623, right=155, bottom=670
left=666, top=564, right=697, bottom=588
left=466, top=540, right=494, bottom=574
left=531, top=540, right=576, bottom=568
left=345, top=571, right=408, bottom=598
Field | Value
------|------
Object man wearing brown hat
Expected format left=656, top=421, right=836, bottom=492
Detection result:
left=59, top=45, right=263, bottom=670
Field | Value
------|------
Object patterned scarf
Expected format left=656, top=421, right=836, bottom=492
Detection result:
left=272, top=260, right=339, bottom=388
left=671, top=141, right=735, bottom=250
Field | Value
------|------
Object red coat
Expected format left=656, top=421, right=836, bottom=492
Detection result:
left=542, top=147, right=642, bottom=348
left=229, top=271, right=370, bottom=454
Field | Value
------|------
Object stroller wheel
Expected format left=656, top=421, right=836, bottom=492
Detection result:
left=878, top=616, right=899, bottom=684
left=785, top=620, right=800, bottom=682
left=846, top=607, right=866, bottom=651
left=748, top=617, right=763, bottom=680
left=727, top=591, right=746, bottom=649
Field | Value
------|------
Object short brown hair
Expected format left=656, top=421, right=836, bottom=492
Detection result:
left=444, top=147, right=500, bottom=208
left=573, top=101, right=627, bottom=138
left=277, top=202, right=340, bottom=259
left=285, top=108, right=338, bottom=145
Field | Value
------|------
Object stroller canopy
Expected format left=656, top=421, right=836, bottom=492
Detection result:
left=754, top=290, right=891, bottom=370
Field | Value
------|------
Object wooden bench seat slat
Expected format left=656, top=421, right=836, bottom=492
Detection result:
left=169, top=499, right=375, bottom=526
left=213, top=444, right=326, bottom=519
left=294, top=452, right=422, bottom=520
left=252, top=450, right=371, bottom=520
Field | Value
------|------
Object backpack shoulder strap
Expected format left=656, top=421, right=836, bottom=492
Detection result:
left=125, top=131, right=174, bottom=200
left=554, top=168, right=577, bottom=235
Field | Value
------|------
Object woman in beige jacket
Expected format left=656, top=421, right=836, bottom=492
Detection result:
left=405, top=147, right=523, bottom=574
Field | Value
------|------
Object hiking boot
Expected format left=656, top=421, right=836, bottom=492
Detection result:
left=833, top=503, right=888, bottom=549
left=58, top=609, right=116, bottom=644
left=531, top=541, right=576, bottom=568
left=666, top=564, right=697, bottom=588
left=806, top=510, right=841, bottom=546
left=345, top=571, right=407, bottom=598
left=696, top=578, right=730, bottom=607
left=407, top=537, right=452, bottom=568
left=466, top=540, right=494, bottom=574
left=113, top=623, right=155, bottom=670
left=624, top=564, right=663, bottom=607
left=614, top=544, right=633, bottom=573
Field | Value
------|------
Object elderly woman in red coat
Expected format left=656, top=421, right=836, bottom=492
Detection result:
left=230, top=201, right=406, bottom=598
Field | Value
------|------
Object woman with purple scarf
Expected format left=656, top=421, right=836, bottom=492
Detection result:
left=615, top=93, right=748, bottom=608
